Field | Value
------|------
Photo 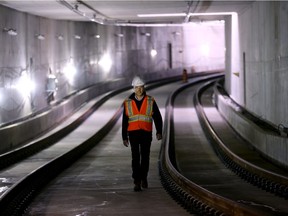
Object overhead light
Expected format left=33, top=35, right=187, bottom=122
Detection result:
left=12, top=70, right=35, bottom=97
left=94, top=34, right=100, bottom=39
left=115, top=33, right=124, bottom=37
left=36, top=34, right=45, bottom=40
left=57, top=35, right=64, bottom=40
left=63, top=58, right=77, bottom=83
left=141, top=32, right=151, bottom=37
left=150, top=49, right=157, bottom=57
left=3, top=28, right=17, bottom=36
left=138, top=13, right=186, bottom=17
left=138, top=12, right=235, bottom=18
left=189, top=12, right=235, bottom=16
left=8, top=29, right=17, bottom=36
left=98, top=53, right=112, bottom=72
left=198, top=20, right=225, bottom=26
left=74, top=35, right=81, bottom=39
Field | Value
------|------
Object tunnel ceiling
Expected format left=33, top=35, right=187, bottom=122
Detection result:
left=0, top=0, right=253, bottom=25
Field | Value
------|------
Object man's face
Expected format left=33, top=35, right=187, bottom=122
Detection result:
left=134, top=85, right=144, bottom=97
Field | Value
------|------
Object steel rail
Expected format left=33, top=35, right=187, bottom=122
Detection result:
left=195, top=80, right=288, bottom=199
left=159, top=74, right=271, bottom=215
left=0, top=86, right=131, bottom=170
left=0, top=75, right=188, bottom=215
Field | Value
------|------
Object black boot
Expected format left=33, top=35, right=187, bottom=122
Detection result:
left=134, top=182, right=142, bottom=192
left=141, top=179, right=148, bottom=189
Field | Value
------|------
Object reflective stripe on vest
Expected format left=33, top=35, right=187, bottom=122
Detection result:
left=125, top=95, right=154, bottom=132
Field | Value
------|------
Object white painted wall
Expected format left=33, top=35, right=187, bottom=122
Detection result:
left=182, top=22, right=225, bottom=73
left=221, top=1, right=288, bottom=167
left=225, top=13, right=241, bottom=103
left=232, top=1, right=288, bottom=127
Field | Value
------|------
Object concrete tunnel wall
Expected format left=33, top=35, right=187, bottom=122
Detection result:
left=0, top=5, right=224, bottom=153
left=221, top=1, right=288, bottom=168
left=0, top=4, right=185, bottom=124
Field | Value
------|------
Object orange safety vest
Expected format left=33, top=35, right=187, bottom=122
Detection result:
left=124, top=95, right=154, bottom=132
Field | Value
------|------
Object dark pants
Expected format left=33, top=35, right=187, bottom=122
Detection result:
left=128, top=130, right=152, bottom=184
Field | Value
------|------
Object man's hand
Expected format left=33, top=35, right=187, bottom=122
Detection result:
left=156, top=133, right=162, bottom=140
left=123, top=140, right=129, bottom=147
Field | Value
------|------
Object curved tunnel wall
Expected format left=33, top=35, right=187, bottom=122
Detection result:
left=225, top=1, right=288, bottom=127
left=222, top=1, right=288, bottom=168
left=0, top=4, right=182, bottom=153
left=0, top=79, right=126, bottom=154
left=0, top=4, right=225, bottom=153
left=0, top=5, right=185, bottom=125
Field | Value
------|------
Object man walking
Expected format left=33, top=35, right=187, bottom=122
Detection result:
left=122, top=76, right=163, bottom=191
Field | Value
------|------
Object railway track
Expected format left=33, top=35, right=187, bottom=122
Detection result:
left=0, top=89, right=125, bottom=215
left=159, top=78, right=288, bottom=215
left=197, top=81, right=288, bottom=199
left=1, top=73, right=286, bottom=215
left=0, top=75, right=187, bottom=215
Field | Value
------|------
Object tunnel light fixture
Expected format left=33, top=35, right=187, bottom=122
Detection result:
left=57, top=35, right=64, bottom=40
left=198, top=20, right=225, bottom=26
left=138, top=13, right=186, bottom=17
left=74, top=35, right=81, bottom=39
left=98, top=53, right=112, bottom=72
left=138, top=12, right=235, bottom=17
left=12, top=70, right=35, bottom=97
left=63, top=58, right=77, bottom=83
left=150, top=49, right=157, bottom=57
left=3, top=28, right=17, bottom=36
left=94, top=34, right=100, bottom=39
left=141, top=32, right=151, bottom=37
left=115, top=33, right=124, bottom=37
left=189, top=12, right=235, bottom=16
left=36, top=34, right=45, bottom=40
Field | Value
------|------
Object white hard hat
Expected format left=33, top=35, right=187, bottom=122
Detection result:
left=132, top=76, right=145, bottom=87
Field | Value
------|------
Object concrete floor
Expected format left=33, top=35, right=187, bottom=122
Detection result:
left=24, top=82, right=191, bottom=216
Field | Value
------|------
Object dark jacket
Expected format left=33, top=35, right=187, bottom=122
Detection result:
left=122, top=92, right=163, bottom=141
